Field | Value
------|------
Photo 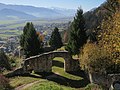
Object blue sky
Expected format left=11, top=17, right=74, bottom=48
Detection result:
left=0, top=0, right=106, bottom=11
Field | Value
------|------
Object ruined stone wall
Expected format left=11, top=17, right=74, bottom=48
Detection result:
left=22, top=51, right=80, bottom=74
left=88, top=73, right=120, bottom=89
left=108, top=74, right=120, bottom=89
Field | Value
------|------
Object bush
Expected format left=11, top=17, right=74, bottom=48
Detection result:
left=85, top=84, right=102, bottom=90
left=0, top=74, right=11, bottom=90
left=9, top=57, right=16, bottom=68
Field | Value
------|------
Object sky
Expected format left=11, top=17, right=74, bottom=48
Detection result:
left=0, top=0, right=106, bottom=11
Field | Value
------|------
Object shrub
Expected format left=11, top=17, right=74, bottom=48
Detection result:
left=9, top=57, right=16, bottom=67
left=85, top=84, right=102, bottom=90
left=0, top=74, right=11, bottom=90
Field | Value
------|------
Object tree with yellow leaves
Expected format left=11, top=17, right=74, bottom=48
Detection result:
left=98, top=11, right=120, bottom=73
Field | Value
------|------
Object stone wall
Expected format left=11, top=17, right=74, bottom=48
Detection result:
left=22, top=51, right=80, bottom=74
left=88, top=72, right=120, bottom=89
left=108, top=74, right=120, bottom=89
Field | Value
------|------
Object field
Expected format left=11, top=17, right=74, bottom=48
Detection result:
left=0, top=20, right=24, bottom=39
left=0, top=18, right=72, bottom=39
left=0, top=30, right=22, bottom=39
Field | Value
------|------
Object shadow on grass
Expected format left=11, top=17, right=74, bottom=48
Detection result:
left=6, top=60, right=89, bottom=88
left=67, top=70, right=87, bottom=77
left=33, top=71, right=90, bottom=88
left=52, top=60, right=64, bottom=68
left=7, top=70, right=90, bottom=88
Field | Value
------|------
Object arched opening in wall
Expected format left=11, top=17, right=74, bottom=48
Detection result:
left=52, top=57, right=65, bottom=73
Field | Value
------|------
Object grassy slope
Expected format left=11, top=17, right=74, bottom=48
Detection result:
left=24, top=80, right=76, bottom=90
left=10, top=77, right=40, bottom=88
left=9, top=57, right=88, bottom=90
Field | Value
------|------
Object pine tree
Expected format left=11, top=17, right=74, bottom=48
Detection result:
left=49, top=27, right=63, bottom=50
left=66, top=8, right=87, bottom=55
left=20, top=22, right=43, bottom=58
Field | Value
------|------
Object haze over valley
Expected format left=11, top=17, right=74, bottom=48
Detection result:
left=0, top=3, right=76, bottom=39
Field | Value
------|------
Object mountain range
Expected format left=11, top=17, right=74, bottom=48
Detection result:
left=0, top=3, right=76, bottom=20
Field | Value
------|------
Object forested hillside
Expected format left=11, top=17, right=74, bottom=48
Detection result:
left=64, top=0, right=120, bottom=42
left=85, top=0, right=119, bottom=35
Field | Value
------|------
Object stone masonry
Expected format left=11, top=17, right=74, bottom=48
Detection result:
left=21, top=51, right=80, bottom=74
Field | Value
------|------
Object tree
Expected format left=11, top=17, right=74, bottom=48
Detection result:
left=80, top=43, right=113, bottom=74
left=0, top=51, right=11, bottom=71
left=66, top=8, right=87, bottom=55
left=80, top=0, right=120, bottom=74
left=20, top=22, right=43, bottom=58
left=97, top=0, right=120, bottom=73
left=97, top=11, right=120, bottom=73
left=49, top=27, right=63, bottom=50
left=104, top=0, right=120, bottom=17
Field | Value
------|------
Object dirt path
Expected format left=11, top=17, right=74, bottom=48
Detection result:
left=15, top=80, right=40, bottom=90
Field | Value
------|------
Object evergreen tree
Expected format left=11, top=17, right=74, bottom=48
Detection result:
left=49, top=27, right=63, bottom=50
left=66, top=8, right=87, bottom=55
left=20, top=22, right=43, bottom=58
left=0, top=51, right=11, bottom=71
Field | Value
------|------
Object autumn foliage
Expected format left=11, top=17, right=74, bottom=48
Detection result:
left=80, top=0, right=120, bottom=74
left=80, top=43, right=112, bottom=73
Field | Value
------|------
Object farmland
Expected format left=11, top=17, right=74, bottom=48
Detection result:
left=0, top=18, right=72, bottom=39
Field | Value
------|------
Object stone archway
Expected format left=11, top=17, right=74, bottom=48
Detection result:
left=22, top=51, right=80, bottom=74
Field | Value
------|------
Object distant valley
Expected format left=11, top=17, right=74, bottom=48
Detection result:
left=0, top=3, right=75, bottom=39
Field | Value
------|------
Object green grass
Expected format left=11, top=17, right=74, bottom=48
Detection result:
left=52, top=57, right=82, bottom=80
left=84, top=84, right=103, bottom=90
left=10, top=76, right=97, bottom=90
left=10, top=76, right=40, bottom=88
left=24, top=80, right=76, bottom=90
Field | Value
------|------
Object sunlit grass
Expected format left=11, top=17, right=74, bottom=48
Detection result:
left=52, top=57, right=82, bottom=80
left=24, top=80, right=76, bottom=90
left=9, top=76, right=40, bottom=88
